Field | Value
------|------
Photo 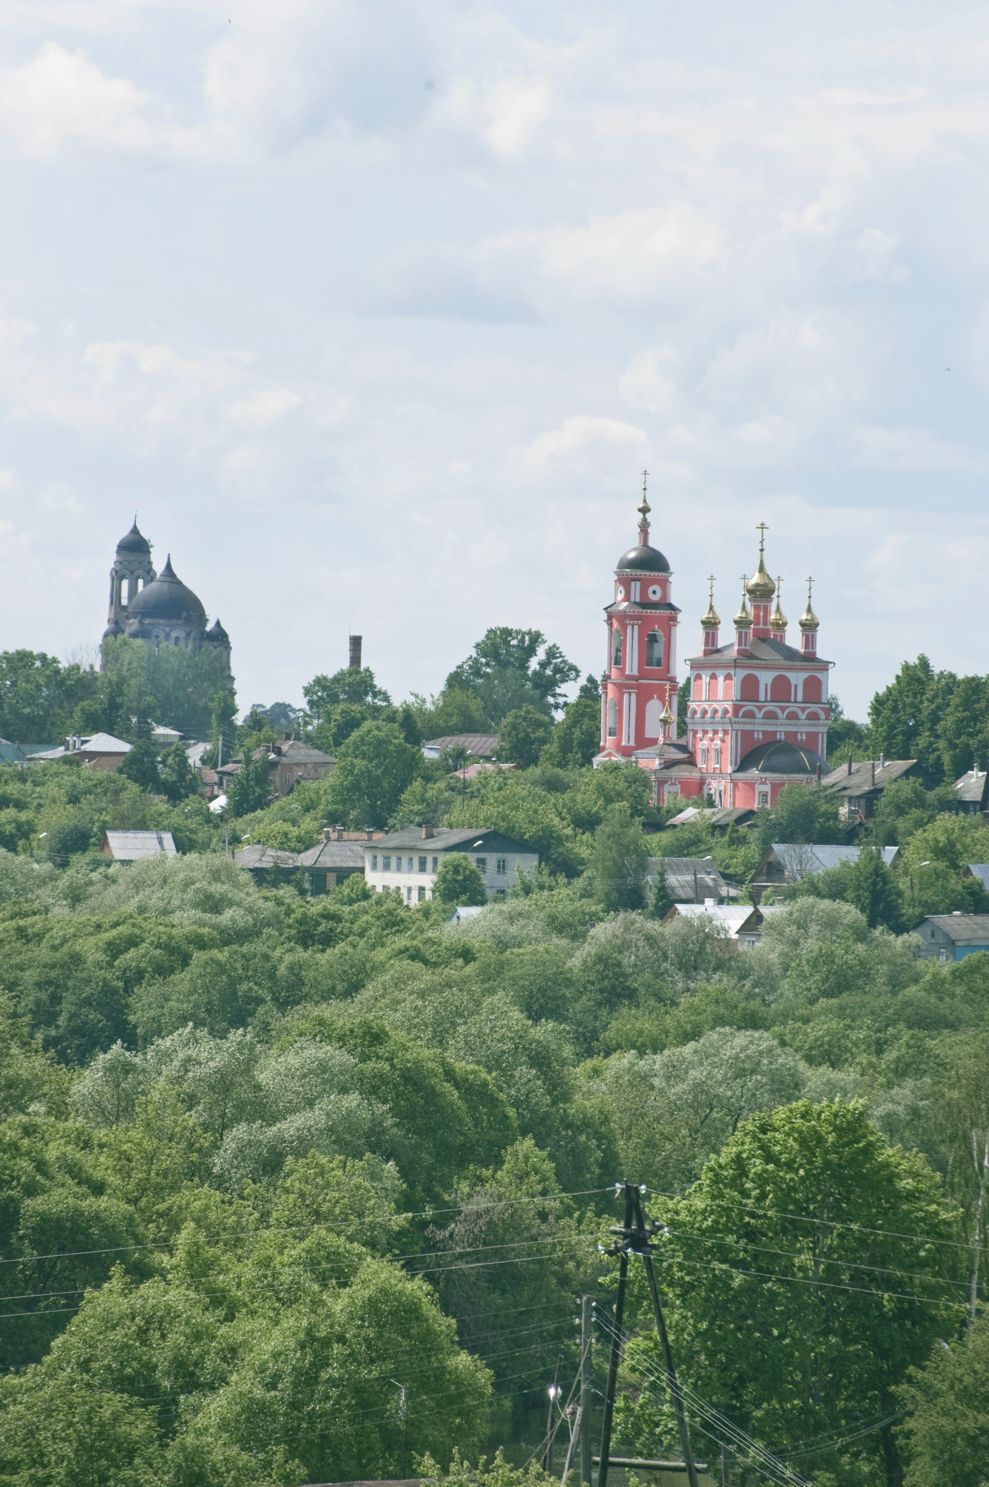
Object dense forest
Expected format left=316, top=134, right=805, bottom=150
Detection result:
left=0, top=636, right=988, bottom=1487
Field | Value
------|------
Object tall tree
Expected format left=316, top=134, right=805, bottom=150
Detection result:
left=589, top=805, right=648, bottom=910
left=498, top=705, right=554, bottom=767
left=899, top=1314, right=989, bottom=1486
left=867, top=655, right=958, bottom=784
left=323, top=721, right=421, bottom=828
left=445, top=628, right=579, bottom=723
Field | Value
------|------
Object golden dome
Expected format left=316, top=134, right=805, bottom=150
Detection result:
left=701, top=574, right=720, bottom=628
left=770, top=577, right=787, bottom=630
left=799, top=577, right=819, bottom=631
left=733, top=582, right=752, bottom=629
left=745, top=522, right=776, bottom=600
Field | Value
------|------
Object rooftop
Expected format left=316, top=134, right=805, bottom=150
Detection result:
left=688, top=635, right=830, bottom=666
left=820, top=759, right=917, bottom=797
left=919, top=914, right=989, bottom=943
left=421, top=733, right=501, bottom=758
left=371, top=825, right=537, bottom=854
left=102, top=830, right=177, bottom=862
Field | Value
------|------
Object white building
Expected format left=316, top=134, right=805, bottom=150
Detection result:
left=364, top=826, right=539, bottom=904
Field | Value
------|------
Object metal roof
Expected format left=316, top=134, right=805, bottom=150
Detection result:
left=421, top=734, right=501, bottom=757
left=686, top=635, right=831, bottom=665
left=296, top=839, right=365, bottom=869
left=955, top=770, right=988, bottom=805
left=103, top=830, right=177, bottom=861
left=667, top=903, right=761, bottom=935
left=966, top=864, right=989, bottom=892
left=919, top=914, right=989, bottom=943
left=268, top=739, right=335, bottom=765
left=647, top=855, right=730, bottom=901
left=371, top=826, right=537, bottom=854
left=819, top=759, right=917, bottom=797
left=78, top=732, right=133, bottom=754
left=233, top=843, right=299, bottom=870
left=768, top=843, right=899, bottom=877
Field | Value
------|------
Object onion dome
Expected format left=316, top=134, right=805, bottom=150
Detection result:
left=617, top=474, right=670, bottom=572
left=799, top=577, right=820, bottom=632
left=125, top=555, right=207, bottom=626
left=701, top=575, right=720, bottom=628
left=745, top=522, right=776, bottom=600
left=736, top=740, right=827, bottom=776
left=116, top=518, right=151, bottom=556
left=770, top=577, right=787, bottom=631
left=733, top=582, right=752, bottom=629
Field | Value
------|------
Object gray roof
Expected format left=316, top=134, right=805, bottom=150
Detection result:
left=103, top=830, right=177, bottom=861
left=919, top=914, right=989, bottom=944
left=234, top=843, right=299, bottom=870
left=955, top=770, right=988, bottom=805
left=686, top=635, right=830, bottom=666
left=647, top=855, right=730, bottom=901
left=820, top=759, right=917, bottom=798
left=767, top=843, right=899, bottom=878
left=736, top=740, right=827, bottom=777
left=371, top=826, right=537, bottom=854
left=666, top=903, right=761, bottom=935
left=966, top=864, right=989, bottom=892
left=268, top=739, right=335, bottom=765
left=422, top=734, right=501, bottom=758
left=296, top=839, right=365, bottom=870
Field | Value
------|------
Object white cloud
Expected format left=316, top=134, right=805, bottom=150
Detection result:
left=531, top=205, right=727, bottom=301
left=852, top=424, right=989, bottom=474
left=0, top=44, right=155, bottom=157
left=618, top=347, right=679, bottom=416
left=518, top=414, right=647, bottom=477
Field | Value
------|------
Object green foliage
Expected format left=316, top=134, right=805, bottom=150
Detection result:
left=899, top=1315, right=989, bottom=1486
left=323, top=721, right=422, bottom=828
left=445, top=627, right=579, bottom=724
left=433, top=853, right=487, bottom=906
left=0, top=650, right=97, bottom=743
left=542, top=694, right=600, bottom=767
left=588, top=805, right=648, bottom=910
left=97, top=636, right=235, bottom=740
left=303, top=665, right=391, bottom=722
left=226, top=749, right=272, bottom=818
left=497, top=705, right=554, bottom=767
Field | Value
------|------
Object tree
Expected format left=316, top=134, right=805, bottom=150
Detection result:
left=322, top=721, right=421, bottom=828
left=844, top=846, right=906, bottom=931
left=542, top=695, right=600, bottom=768
left=0, top=650, right=97, bottom=742
left=445, top=628, right=579, bottom=722
left=497, top=705, right=554, bottom=767
left=303, top=666, right=390, bottom=725
left=158, top=744, right=198, bottom=804
left=226, top=750, right=271, bottom=818
left=118, top=739, right=163, bottom=794
left=867, top=655, right=958, bottom=784
left=899, top=1314, right=989, bottom=1486
left=646, top=862, right=673, bottom=919
left=589, top=805, right=647, bottom=910
left=433, top=853, right=487, bottom=906
left=635, top=1102, right=957, bottom=1485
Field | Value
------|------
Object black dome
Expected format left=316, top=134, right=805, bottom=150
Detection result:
left=126, top=557, right=206, bottom=626
left=735, top=740, right=827, bottom=776
left=116, top=521, right=151, bottom=555
left=616, top=544, right=670, bottom=573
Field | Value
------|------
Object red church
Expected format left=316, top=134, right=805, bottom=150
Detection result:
left=595, top=485, right=832, bottom=809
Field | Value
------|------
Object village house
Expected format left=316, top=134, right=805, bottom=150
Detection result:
left=646, top=855, right=732, bottom=903
left=100, top=830, right=177, bottom=862
left=751, top=842, right=899, bottom=901
left=662, top=900, right=768, bottom=947
left=364, top=826, right=539, bottom=904
left=914, top=914, right=989, bottom=961
left=31, top=732, right=134, bottom=772
left=817, top=757, right=919, bottom=822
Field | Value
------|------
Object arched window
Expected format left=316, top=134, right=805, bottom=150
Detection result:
left=803, top=675, right=823, bottom=702
left=612, top=629, right=622, bottom=668
left=739, top=673, right=760, bottom=701
left=646, top=631, right=664, bottom=668
left=707, top=674, right=719, bottom=701
left=607, top=699, right=617, bottom=737
left=644, top=697, right=662, bottom=737
left=770, top=675, right=792, bottom=702
left=722, top=673, right=734, bottom=700
left=692, top=674, right=704, bottom=700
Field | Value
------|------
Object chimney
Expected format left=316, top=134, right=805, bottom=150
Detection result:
left=871, top=760, right=876, bottom=787
left=420, top=824, right=434, bottom=839
left=364, top=829, right=374, bottom=841
left=322, top=826, right=332, bottom=843
left=334, top=827, right=344, bottom=841
left=349, top=634, right=363, bottom=670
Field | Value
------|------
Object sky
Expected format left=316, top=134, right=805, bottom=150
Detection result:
left=2, top=0, right=988, bottom=721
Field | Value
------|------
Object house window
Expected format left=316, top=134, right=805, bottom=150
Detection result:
left=757, top=788, right=770, bottom=808
left=432, top=856, right=439, bottom=872
left=496, top=857, right=507, bottom=875
left=418, top=855, right=427, bottom=872
left=405, top=887, right=412, bottom=903
left=407, top=856, right=415, bottom=871
left=699, top=743, right=708, bottom=769
left=712, top=743, right=721, bottom=770
left=371, top=854, right=378, bottom=870
left=646, top=631, right=663, bottom=667
left=612, top=630, right=622, bottom=668
left=382, top=855, right=391, bottom=871
left=475, top=857, right=487, bottom=873
left=417, top=886, right=426, bottom=902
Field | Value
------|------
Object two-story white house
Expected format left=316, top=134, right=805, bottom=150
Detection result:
left=364, top=826, right=539, bottom=904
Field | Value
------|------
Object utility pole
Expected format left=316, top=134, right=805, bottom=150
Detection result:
left=598, top=1182, right=701, bottom=1487
left=579, top=1294, right=593, bottom=1487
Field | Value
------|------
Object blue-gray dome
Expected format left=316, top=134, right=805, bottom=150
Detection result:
left=616, top=544, right=670, bottom=573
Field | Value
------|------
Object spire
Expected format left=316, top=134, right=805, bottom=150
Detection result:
left=799, top=576, right=820, bottom=631
left=160, top=554, right=176, bottom=579
left=637, top=469, right=651, bottom=545
left=745, top=521, right=776, bottom=600
left=701, top=574, right=720, bottom=628
left=770, top=575, right=787, bottom=631
left=733, top=575, right=752, bottom=629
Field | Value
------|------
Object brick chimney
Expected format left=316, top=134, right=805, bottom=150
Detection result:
left=420, top=824, right=434, bottom=839
left=349, top=634, right=362, bottom=670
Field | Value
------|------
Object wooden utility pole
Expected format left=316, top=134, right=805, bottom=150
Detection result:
left=579, top=1295, right=593, bottom=1486
left=597, top=1183, right=702, bottom=1487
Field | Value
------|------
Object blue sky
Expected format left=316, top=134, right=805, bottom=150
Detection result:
left=2, top=0, right=988, bottom=721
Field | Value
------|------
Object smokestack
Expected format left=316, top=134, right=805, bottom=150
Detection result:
left=349, top=635, right=363, bottom=670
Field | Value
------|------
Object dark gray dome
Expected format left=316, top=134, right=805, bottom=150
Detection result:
left=736, top=740, right=827, bottom=776
left=116, top=520, right=151, bottom=555
left=125, top=556, right=206, bottom=626
left=616, top=544, right=670, bottom=573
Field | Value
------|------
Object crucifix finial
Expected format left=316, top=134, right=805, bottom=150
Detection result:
left=806, top=575, right=814, bottom=601
left=757, top=520, right=769, bottom=554
left=637, top=469, right=651, bottom=522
